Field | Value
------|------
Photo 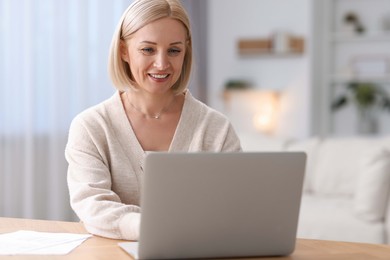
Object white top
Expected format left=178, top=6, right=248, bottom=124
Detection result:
left=65, top=91, right=241, bottom=240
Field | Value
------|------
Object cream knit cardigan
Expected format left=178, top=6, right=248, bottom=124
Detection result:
left=65, top=91, right=242, bottom=240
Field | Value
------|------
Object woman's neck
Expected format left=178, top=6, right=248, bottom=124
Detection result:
left=125, top=90, right=176, bottom=120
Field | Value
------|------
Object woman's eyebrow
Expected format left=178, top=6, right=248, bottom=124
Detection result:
left=139, top=40, right=184, bottom=45
left=170, top=41, right=184, bottom=45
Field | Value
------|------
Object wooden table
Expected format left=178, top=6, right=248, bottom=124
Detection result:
left=1, top=217, right=390, bottom=259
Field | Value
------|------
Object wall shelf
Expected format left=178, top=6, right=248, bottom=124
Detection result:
left=329, top=74, right=390, bottom=84
left=238, top=51, right=304, bottom=58
left=330, top=31, right=390, bottom=42
left=237, top=36, right=305, bottom=56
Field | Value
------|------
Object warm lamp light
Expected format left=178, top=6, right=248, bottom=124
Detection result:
left=222, top=89, right=280, bottom=135
left=252, top=91, right=280, bottom=134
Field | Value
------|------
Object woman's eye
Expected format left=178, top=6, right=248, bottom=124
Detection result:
left=140, top=48, right=154, bottom=55
left=168, top=48, right=181, bottom=56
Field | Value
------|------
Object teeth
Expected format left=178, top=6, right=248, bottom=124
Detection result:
left=150, top=74, right=168, bottom=79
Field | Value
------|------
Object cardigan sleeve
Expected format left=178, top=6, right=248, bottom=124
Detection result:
left=221, top=122, right=242, bottom=152
left=197, top=103, right=242, bottom=152
left=65, top=115, right=140, bottom=241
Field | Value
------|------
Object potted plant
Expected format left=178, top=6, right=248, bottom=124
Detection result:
left=331, top=82, right=390, bottom=134
left=343, top=12, right=365, bottom=34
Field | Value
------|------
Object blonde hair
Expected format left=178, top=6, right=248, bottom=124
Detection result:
left=108, top=0, right=192, bottom=94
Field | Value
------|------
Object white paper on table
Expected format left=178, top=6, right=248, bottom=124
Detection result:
left=0, top=230, right=92, bottom=255
left=118, top=242, right=139, bottom=259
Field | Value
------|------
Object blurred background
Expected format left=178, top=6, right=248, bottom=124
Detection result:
left=1, top=0, right=390, bottom=221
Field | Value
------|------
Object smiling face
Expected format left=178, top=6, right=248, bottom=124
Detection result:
left=121, top=17, right=187, bottom=95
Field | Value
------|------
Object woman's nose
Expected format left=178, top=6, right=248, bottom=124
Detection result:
left=153, top=53, right=170, bottom=70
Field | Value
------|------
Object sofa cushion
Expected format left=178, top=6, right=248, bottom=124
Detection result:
left=310, top=137, right=383, bottom=196
left=285, top=137, right=321, bottom=193
left=298, top=195, right=385, bottom=244
left=354, top=148, right=390, bottom=222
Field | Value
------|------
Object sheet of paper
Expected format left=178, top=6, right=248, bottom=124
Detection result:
left=118, top=241, right=139, bottom=259
left=0, top=230, right=92, bottom=255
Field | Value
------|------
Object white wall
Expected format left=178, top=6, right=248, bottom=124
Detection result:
left=207, top=0, right=312, bottom=139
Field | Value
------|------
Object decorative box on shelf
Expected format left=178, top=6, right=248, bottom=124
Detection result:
left=237, top=34, right=305, bottom=56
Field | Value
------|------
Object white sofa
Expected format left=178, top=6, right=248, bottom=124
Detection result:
left=240, top=133, right=390, bottom=244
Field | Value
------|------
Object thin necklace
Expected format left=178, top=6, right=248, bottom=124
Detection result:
left=125, top=91, right=175, bottom=119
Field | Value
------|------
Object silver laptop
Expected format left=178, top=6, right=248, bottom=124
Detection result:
left=119, top=152, right=306, bottom=259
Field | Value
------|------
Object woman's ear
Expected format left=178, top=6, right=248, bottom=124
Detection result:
left=120, top=40, right=129, bottom=63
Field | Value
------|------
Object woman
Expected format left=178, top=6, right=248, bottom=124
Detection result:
left=65, top=0, right=241, bottom=241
